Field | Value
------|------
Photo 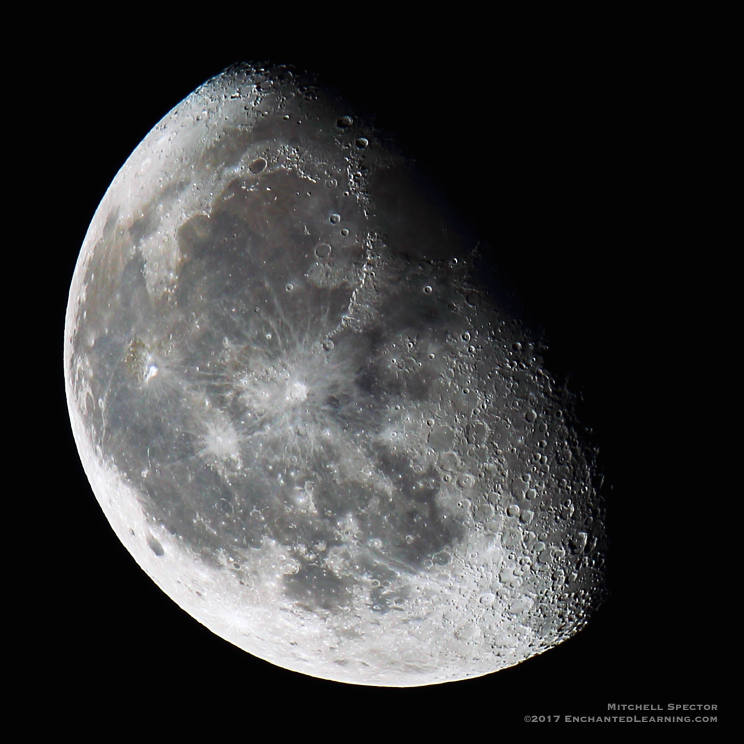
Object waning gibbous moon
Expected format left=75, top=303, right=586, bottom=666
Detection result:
left=64, top=62, right=606, bottom=686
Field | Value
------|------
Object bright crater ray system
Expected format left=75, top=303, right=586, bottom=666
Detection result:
left=65, top=63, right=606, bottom=686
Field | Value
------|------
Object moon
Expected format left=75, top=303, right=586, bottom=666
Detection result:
left=64, top=62, right=606, bottom=686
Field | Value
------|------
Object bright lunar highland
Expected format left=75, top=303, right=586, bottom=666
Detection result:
left=65, top=63, right=606, bottom=686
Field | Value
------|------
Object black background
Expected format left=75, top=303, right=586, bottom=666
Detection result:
left=32, top=26, right=718, bottom=726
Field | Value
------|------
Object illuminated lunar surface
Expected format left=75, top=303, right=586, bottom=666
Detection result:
left=64, top=63, right=606, bottom=686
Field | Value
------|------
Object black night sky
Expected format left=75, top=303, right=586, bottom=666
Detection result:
left=29, top=27, right=719, bottom=727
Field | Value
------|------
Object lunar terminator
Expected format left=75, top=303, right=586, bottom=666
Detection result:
left=64, top=62, right=606, bottom=686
